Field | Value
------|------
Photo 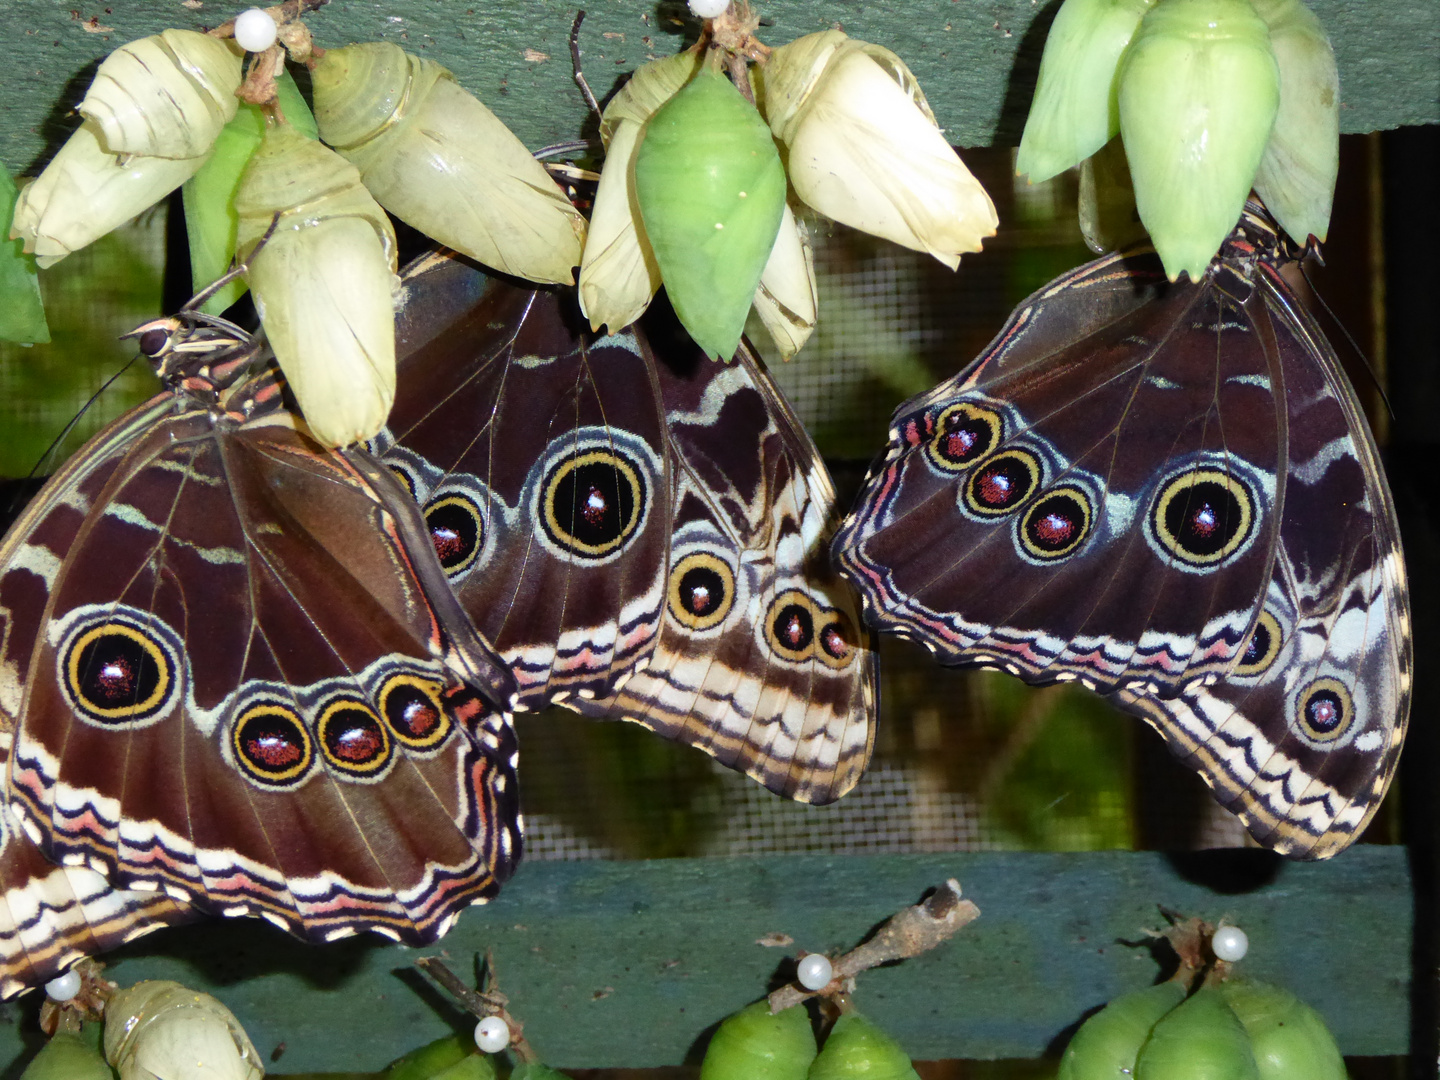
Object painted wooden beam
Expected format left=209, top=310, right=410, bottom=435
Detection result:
left=0, top=847, right=1410, bottom=1072
left=1, top=1, right=1436, bottom=175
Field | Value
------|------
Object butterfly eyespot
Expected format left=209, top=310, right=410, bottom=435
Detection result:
left=61, top=614, right=179, bottom=728
left=962, top=449, right=1043, bottom=518
left=1233, top=610, right=1283, bottom=676
left=1017, top=485, right=1092, bottom=561
left=387, top=463, right=418, bottom=498
left=425, top=493, right=486, bottom=574
left=1295, top=677, right=1355, bottom=743
left=540, top=447, right=648, bottom=560
left=231, top=702, right=315, bottom=788
left=378, top=674, right=451, bottom=751
left=1149, top=467, right=1258, bottom=569
left=816, top=610, right=859, bottom=670
left=317, top=697, right=393, bottom=777
left=765, top=590, right=818, bottom=662
left=925, top=402, right=1003, bottom=473
left=668, top=551, right=735, bottom=631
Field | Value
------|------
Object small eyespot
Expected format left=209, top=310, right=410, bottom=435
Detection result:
left=1233, top=610, right=1283, bottom=677
left=766, top=591, right=817, bottom=663
left=1149, top=467, right=1257, bottom=569
left=962, top=449, right=1043, bottom=518
left=388, top=463, right=418, bottom=499
left=816, top=610, right=860, bottom=670
left=1017, top=485, right=1092, bottom=561
left=317, top=698, right=392, bottom=777
left=63, top=618, right=176, bottom=726
left=425, top=493, right=486, bottom=575
left=232, top=702, right=315, bottom=787
left=541, top=448, right=647, bottom=560
left=378, top=675, right=451, bottom=751
left=1295, top=677, right=1355, bottom=743
left=924, top=402, right=1003, bottom=473
left=667, top=551, right=735, bottom=631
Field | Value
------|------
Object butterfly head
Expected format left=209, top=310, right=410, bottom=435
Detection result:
left=124, top=312, right=262, bottom=398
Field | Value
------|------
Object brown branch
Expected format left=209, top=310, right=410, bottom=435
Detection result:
left=768, top=879, right=980, bottom=1012
left=569, top=10, right=601, bottom=121
left=415, top=954, right=540, bottom=1064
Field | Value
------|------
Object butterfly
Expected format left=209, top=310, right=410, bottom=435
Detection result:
left=0, top=303, right=524, bottom=995
left=832, top=201, right=1411, bottom=859
left=373, top=252, right=877, bottom=805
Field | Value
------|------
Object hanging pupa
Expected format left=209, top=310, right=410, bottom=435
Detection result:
left=807, top=1011, right=921, bottom=1080
left=1219, top=979, right=1347, bottom=1080
left=311, top=42, right=586, bottom=285
left=633, top=62, right=787, bottom=360
left=1133, top=984, right=1260, bottom=1080
left=699, top=1000, right=816, bottom=1080
left=103, top=981, right=262, bottom=1080
left=1058, top=981, right=1187, bottom=1080
left=233, top=123, right=399, bottom=448
left=79, top=30, right=243, bottom=160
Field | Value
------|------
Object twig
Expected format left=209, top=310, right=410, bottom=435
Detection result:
left=570, top=10, right=602, bottom=121
left=415, top=954, right=540, bottom=1064
left=768, top=879, right=980, bottom=1012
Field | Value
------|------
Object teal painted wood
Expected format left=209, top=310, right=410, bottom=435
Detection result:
left=1, top=1, right=1436, bottom=175
left=0, top=848, right=1409, bottom=1072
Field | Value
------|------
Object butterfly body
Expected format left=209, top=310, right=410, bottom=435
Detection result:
left=834, top=205, right=1410, bottom=857
left=379, top=255, right=877, bottom=804
left=0, top=311, right=522, bottom=994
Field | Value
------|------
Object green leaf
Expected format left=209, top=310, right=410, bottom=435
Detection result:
left=0, top=165, right=50, bottom=343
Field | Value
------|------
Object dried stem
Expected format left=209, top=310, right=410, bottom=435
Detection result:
left=415, top=954, right=540, bottom=1064
left=569, top=10, right=602, bottom=121
left=704, top=2, right=771, bottom=107
left=768, top=879, right=980, bottom=1012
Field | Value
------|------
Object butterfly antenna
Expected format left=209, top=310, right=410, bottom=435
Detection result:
left=23, top=354, right=144, bottom=483
left=570, top=10, right=603, bottom=122
left=1300, top=259, right=1397, bottom=422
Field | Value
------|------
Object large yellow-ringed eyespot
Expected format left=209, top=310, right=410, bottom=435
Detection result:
left=1149, top=467, right=1257, bottom=569
left=541, top=448, right=647, bottom=560
left=378, top=674, right=451, bottom=751
left=962, top=449, right=1043, bottom=518
left=231, top=701, right=315, bottom=787
left=1295, top=677, right=1355, bottom=743
left=667, top=551, right=736, bottom=631
left=1017, top=485, right=1093, bottom=561
left=316, top=697, right=393, bottom=777
left=1232, top=610, right=1283, bottom=677
left=63, top=618, right=175, bottom=726
left=424, top=492, right=485, bottom=575
left=925, top=402, right=1003, bottom=473
left=816, top=609, right=860, bottom=670
left=766, top=590, right=818, bottom=663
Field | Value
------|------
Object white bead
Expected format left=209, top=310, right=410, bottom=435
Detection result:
left=1213, top=925, right=1249, bottom=961
left=44, top=970, right=82, bottom=1002
left=234, top=9, right=278, bottom=53
left=474, top=1015, right=510, bottom=1053
left=796, top=953, right=833, bottom=991
left=688, top=0, right=730, bottom=18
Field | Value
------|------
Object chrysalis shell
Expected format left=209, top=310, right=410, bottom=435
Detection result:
left=10, top=121, right=209, bottom=268
left=1057, top=980, right=1186, bottom=1080
left=1134, top=985, right=1260, bottom=1080
left=808, top=1011, right=921, bottom=1080
left=759, top=32, right=996, bottom=270
left=1250, top=0, right=1339, bottom=245
left=79, top=29, right=243, bottom=159
left=1077, top=134, right=1147, bottom=255
left=699, top=1000, right=815, bottom=1080
left=1014, top=0, right=1157, bottom=183
left=103, top=980, right=262, bottom=1080
left=311, top=42, right=586, bottom=285
left=752, top=202, right=817, bottom=360
left=233, top=124, right=398, bottom=448
left=1219, top=979, right=1347, bottom=1080
left=1117, top=0, right=1280, bottom=281
left=633, top=64, right=787, bottom=360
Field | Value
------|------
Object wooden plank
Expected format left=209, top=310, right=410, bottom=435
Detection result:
left=1, top=1, right=1436, bottom=175
left=0, top=847, right=1409, bottom=1072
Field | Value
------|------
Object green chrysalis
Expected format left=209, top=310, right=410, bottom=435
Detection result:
left=808, top=1012, right=921, bottom=1080
left=1220, top=979, right=1347, bottom=1080
left=0, top=164, right=49, bottom=343
left=700, top=1000, right=816, bottom=1080
left=1058, top=981, right=1187, bottom=1080
left=1135, top=984, right=1260, bottom=1080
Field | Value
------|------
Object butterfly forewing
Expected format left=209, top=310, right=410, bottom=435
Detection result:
left=834, top=206, right=1410, bottom=857
left=381, top=255, right=877, bottom=804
